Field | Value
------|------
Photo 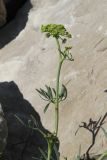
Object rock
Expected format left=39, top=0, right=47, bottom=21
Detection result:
left=4, top=0, right=28, bottom=22
left=0, top=104, right=8, bottom=156
left=0, top=81, right=56, bottom=160
left=0, top=0, right=6, bottom=27
left=0, top=0, right=107, bottom=159
left=0, top=0, right=32, bottom=48
left=0, top=0, right=27, bottom=27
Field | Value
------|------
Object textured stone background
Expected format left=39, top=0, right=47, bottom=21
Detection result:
left=0, top=0, right=107, bottom=158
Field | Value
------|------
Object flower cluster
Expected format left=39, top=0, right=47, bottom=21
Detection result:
left=41, top=24, right=72, bottom=38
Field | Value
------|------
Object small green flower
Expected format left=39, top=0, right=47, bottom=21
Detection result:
left=41, top=24, right=72, bottom=38
left=65, top=46, right=72, bottom=50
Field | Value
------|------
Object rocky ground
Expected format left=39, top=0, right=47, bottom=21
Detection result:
left=0, top=0, right=107, bottom=159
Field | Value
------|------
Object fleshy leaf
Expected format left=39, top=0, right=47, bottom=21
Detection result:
left=44, top=103, right=50, bottom=113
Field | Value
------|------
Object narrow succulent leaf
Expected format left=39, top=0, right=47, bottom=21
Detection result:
left=59, top=84, right=67, bottom=101
left=44, top=103, right=50, bottom=113
left=36, top=89, right=43, bottom=95
left=31, top=127, right=46, bottom=137
left=59, top=85, right=64, bottom=97
left=49, top=87, right=53, bottom=99
left=45, top=85, right=53, bottom=99
left=39, top=95, right=49, bottom=101
left=32, top=157, right=42, bottom=160
left=28, top=119, right=33, bottom=128
left=14, top=114, right=26, bottom=126
left=40, top=88, right=49, bottom=99
left=63, top=84, right=67, bottom=100
left=37, top=88, right=51, bottom=101
left=30, top=115, right=39, bottom=128
left=54, top=144, right=60, bottom=160
left=52, top=88, right=56, bottom=96
left=45, top=85, right=49, bottom=91
left=39, top=148, right=47, bottom=160
left=97, top=151, right=107, bottom=160
left=36, top=89, right=48, bottom=99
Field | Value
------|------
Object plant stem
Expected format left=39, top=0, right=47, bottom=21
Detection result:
left=56, top=38, right=62, bottom=59
left=47, top=142, right=53, bottom=160
left=55, top=60, right=63, bottom=136
left=55, top=38, right=63, bottom=136
left=47, top=38, right=63, bottom=160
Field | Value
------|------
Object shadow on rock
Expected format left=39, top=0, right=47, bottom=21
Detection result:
left=0, top=0, right=32, bottom=49
left=0, top=81, right=58, bottom=160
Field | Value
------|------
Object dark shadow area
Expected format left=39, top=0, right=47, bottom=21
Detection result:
left=0, top=81, right=58, bottom=160
left=0, top=0, right=32, bottom=49
left=104, top=89, right=107, bottom=93
left=4, top=0, right=28, bottom=22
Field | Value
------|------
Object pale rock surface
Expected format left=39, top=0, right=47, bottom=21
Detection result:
left=0, top=0, right=107, bottom=158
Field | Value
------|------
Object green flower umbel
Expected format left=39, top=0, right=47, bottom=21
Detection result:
left=41, top=24, right=72, bottom=39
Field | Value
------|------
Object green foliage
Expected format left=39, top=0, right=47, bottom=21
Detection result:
left=97, top=151, right=107, bottom=160
left=59, top=84, right=67, bottom=101
left=36, top=84, right=67, bottom=113
left=36, top=24, right=73, bottom=160
left=63, top=46, right=74, bottom=61
left=32, top=145, right=60, bottom=160
left=14, top=114, right=26, bottom=126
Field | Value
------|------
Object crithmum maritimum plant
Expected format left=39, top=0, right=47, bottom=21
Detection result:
left=36, top=24, right=74, bottom=160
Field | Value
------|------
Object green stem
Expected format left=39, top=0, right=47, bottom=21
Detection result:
left=55, top=38, right=64, bottom=136
left=55, top=60, right=63, bottom=136
left=47, top=142, right=53, bottom=160
left=47, top=38, right=64, bottom=160
left=56, top=38, right=62, bottom=59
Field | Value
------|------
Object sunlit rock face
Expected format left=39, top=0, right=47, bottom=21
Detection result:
left=0, top=0, right=107, bottom=159
left=0, top=104, right=8, bottom=155
left=0, top=0, right=6, bottom=27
